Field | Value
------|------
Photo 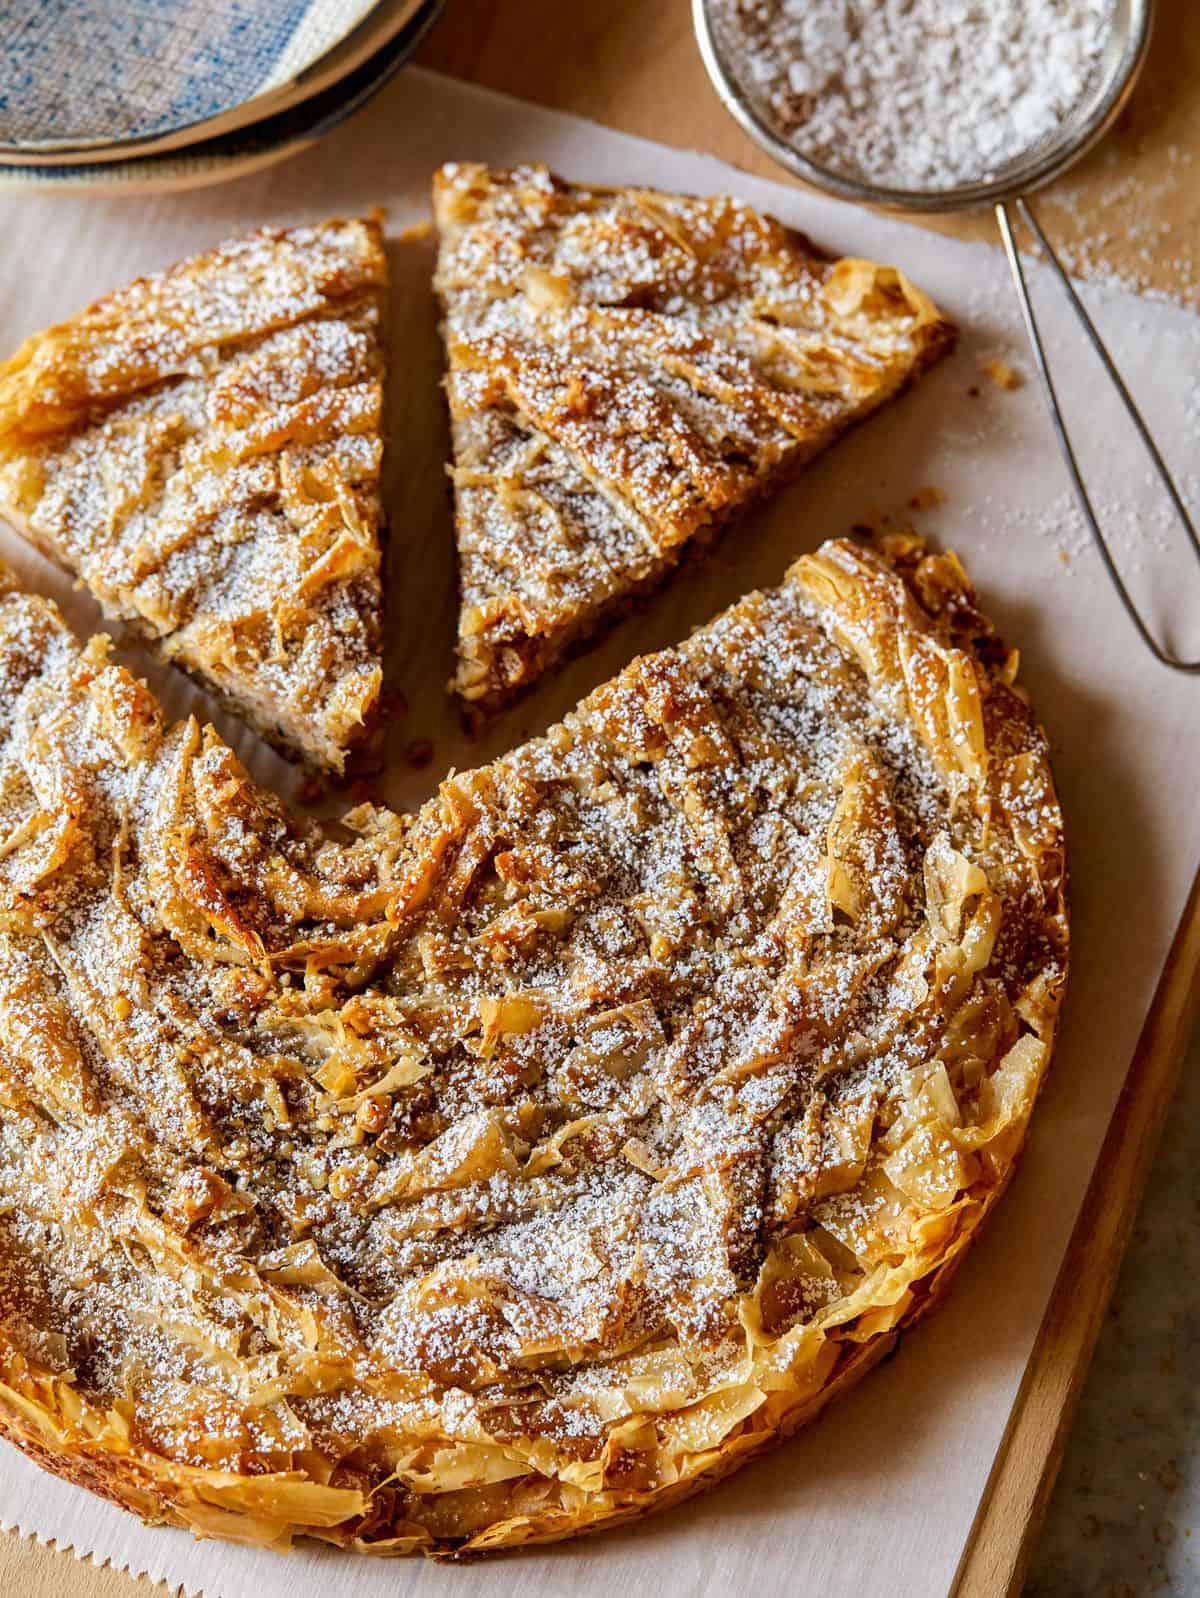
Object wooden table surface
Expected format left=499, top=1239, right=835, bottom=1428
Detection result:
left=6, top=3, right=1200, bottom=1594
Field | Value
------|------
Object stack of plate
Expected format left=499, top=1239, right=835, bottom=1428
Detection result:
left=0, top=0, right=444, bottom=192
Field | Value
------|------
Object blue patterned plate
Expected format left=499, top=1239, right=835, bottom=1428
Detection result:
left=0, top=0, right=391, bottom=153
left=0, top=0, right=443, bottom=191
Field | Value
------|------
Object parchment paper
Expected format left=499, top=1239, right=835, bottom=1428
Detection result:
left=1, top=66, right=1198, bottom=1598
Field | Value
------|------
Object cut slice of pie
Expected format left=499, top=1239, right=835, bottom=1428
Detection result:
left=434, top=162, right=955, bottom=714
left=0, top=217, right=389, bottom=774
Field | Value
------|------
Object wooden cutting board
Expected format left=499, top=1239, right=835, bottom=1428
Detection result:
left=5, top=4, right=1200, bottom=1594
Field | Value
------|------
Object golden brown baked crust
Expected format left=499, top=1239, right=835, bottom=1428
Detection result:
left=434, top=163, right=956, bottom=714
left=0, top=218, right=389, bottom=774
left=0, top=534, right=1066, bottom=1557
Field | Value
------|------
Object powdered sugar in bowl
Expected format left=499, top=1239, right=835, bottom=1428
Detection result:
left=695, top=0, right=1149, bottom=210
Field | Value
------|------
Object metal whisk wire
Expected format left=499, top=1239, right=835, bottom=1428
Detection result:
left=997, top=196, right=1200, bottom=672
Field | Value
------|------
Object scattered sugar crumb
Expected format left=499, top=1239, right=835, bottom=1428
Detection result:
left=983, top=357, right=1023, bottom=391
left=908, top=484, right=945, bottom=512
left=298, top=774, right=328, bottom=805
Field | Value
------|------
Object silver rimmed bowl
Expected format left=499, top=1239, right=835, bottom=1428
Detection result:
left=694, top=0, right=1152, bottom=212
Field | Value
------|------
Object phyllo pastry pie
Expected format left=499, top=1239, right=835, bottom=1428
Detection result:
left=434, top=162, right=955, bottom=714
left=0, top=217, right=389, bottom=774
left=0, top=534, right=1066, bottom=1557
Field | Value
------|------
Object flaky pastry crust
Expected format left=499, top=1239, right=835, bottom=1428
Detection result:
left=0, top=218, right=389, bottom=774
left=0, top=535, right=1066, bottom=1557
left=434, top=163, right=956, bottom=714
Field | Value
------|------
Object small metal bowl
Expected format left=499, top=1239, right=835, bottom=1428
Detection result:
left=693, top=0, right=1153, bottom=212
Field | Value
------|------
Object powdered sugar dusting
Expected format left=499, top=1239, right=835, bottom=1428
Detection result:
left=713, top=0, right=1117, bottom=192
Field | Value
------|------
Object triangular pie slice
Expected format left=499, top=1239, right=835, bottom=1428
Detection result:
left=434, top=162, right=955, bottom=714
left=0, top=533, right=1066, bottom=1556
left=0, top=217, right=389, bottom=774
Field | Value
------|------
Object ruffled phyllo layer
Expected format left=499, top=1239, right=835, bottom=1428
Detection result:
left=0, top=533, right=1066, bottom=1555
